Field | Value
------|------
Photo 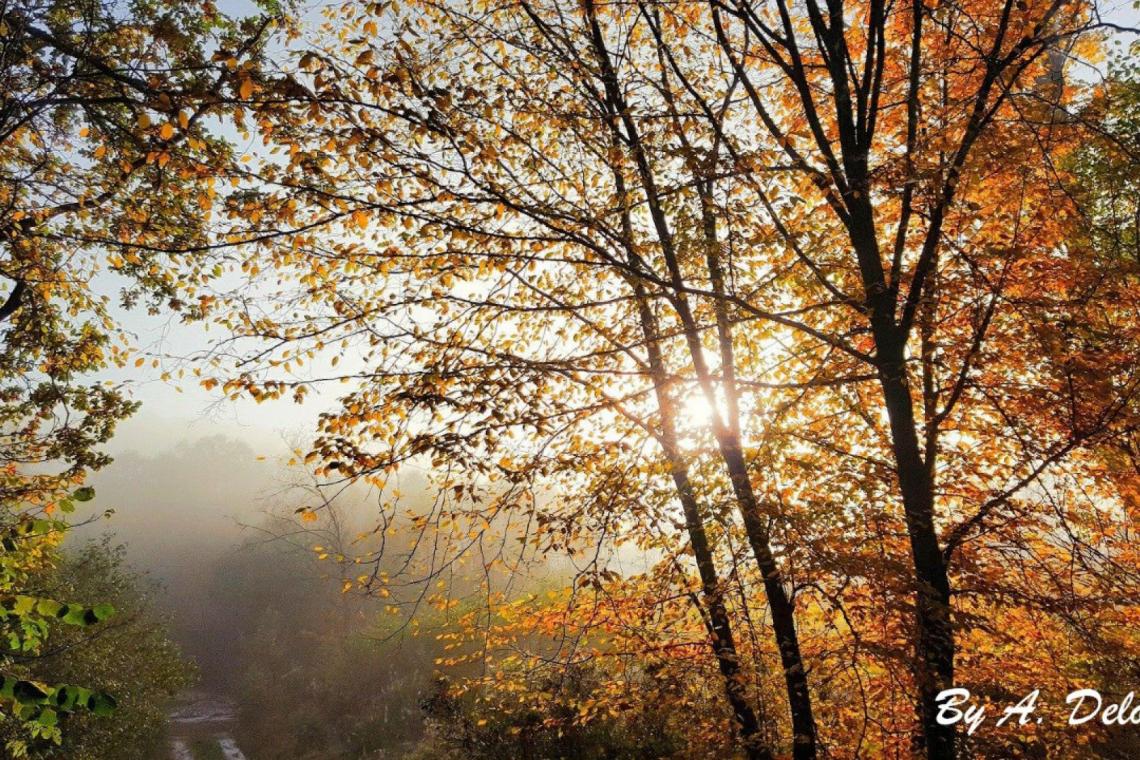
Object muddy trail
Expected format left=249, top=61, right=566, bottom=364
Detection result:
left=167, top=691, right=247, bottom=760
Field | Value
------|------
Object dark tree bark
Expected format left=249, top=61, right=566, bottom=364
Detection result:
left=585, top=2, right=819, bottom=755
left=634, top=283, right=773, bottom=760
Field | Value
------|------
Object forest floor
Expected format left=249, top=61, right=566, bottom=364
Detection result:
left=168, top=691, right=247, bottom=760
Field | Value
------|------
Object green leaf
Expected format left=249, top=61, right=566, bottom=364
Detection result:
left=12, top=680, right=48, bottom=705
left=37, top=707, right=57, bottom=727
left=61, top=605, right=89, bottom=626
left=72, top=487, right=95, bottom=502
left=53, top=686, right=81, bottom=711
left=13, top=596, right=35, bottom=616
left=35, top=598, right=62, bottom=617
left=53, top=685, right=94, bottom=712
left=89, top=692, right=116, bottom=717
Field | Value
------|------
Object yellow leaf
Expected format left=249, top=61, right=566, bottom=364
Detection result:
left=239, top=78, right=254, bottom=99
left=301, top=510, right=318, bottom=523
left=159, top=123, right=174, bottom=140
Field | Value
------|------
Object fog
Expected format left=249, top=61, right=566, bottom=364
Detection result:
left=77, top=434, right=275, bottom=689
left=63, top=420, right=513, bottom=758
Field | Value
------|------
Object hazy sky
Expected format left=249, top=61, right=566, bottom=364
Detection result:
left=69, top=0, right=1140, bottom=646
left=100, top=302, right=320, bottom=459
left=69, top=265, right=334, bottom=593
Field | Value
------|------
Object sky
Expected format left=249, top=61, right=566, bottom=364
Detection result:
left=57, top=0, right=1140, bottom=627
left=46, top=0, right=1139, bottom=708
left=84, top=0, right=1139, bottom=509
left=98, top=300, right=319, bottom=459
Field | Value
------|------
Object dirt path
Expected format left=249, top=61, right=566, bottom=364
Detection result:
left=168, top=691, right=248, bottom=760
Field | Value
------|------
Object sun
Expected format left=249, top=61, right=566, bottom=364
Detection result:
left=680, top=393, right=719, bottom=427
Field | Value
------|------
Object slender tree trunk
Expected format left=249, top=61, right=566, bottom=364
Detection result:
left=875, top=337, right=954, bottom=760
left=713, top=433, right=819, bottom=760
left=849, top=176, right=955, bottom=758
left=662, top=174, right=817, bottom=760
left=610, top=138, right=771, bottom=757
left=634, top=284, right=772, bottom=760
left=696, top=189, right=819, bottom=759
left=858, top=214, right=954, bottom=756
left=584, top=6, right=817, bottom=753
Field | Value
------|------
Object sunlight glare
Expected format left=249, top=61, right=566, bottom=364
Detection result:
left=680, top=394, right=717, bottom=426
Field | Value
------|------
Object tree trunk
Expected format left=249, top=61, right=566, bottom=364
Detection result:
left=584, top=7, right=817, bottom=752
left=715, top=434, right=819, bottom=760
left=853, top=189, right=956, bottom=759
left=634, top=286, right=772, bottom=760
left=875, top=332, right=955, bottom=760
left=697, top=189, right=818, bottom=759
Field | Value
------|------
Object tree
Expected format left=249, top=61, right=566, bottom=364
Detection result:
left=1, top=537, right=196, bottom=759
left=0, top=0, right=285, bottom=500
left=0, top=0, right=287, bottom=750
left=193, top=1, right=1140, bottom=757
left=0, top=490, right=119, bottom=757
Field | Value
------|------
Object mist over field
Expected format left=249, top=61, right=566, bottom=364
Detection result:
left=71, top=431, right=447, bottom=757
